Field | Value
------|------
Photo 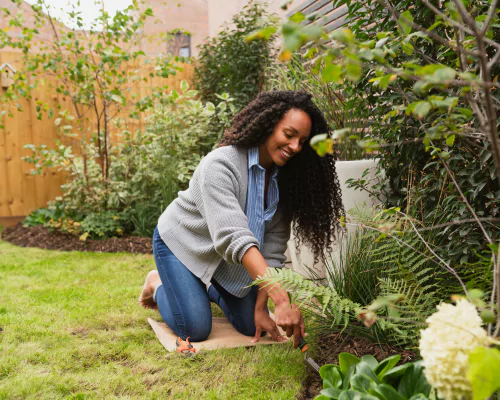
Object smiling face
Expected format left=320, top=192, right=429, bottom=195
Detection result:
left=259, top=108, right=312, bottom=170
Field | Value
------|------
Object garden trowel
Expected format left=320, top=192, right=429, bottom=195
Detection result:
left=298, top=337, right=320, bottom=373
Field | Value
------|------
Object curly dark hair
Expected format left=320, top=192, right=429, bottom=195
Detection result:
left=218, top=90, right=345, bottom=263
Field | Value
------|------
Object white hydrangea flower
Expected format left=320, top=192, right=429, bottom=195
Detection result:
left=419, top=298, right=489, bottom=400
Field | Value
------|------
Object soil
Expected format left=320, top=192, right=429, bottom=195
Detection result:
left=2, top=223, right=152, bottom=254
left=296, top=332, right=416, bottom=400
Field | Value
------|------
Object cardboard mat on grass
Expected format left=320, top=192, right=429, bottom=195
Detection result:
left=148, top=315, right=288, bottom=352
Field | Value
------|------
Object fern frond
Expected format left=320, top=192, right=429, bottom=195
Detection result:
left=254, top=268, right=362, bottom=332
left=377, top=277, right=436, bottom=347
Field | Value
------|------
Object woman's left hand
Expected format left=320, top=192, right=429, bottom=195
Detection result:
left=251, top=308, right=287, bottom=343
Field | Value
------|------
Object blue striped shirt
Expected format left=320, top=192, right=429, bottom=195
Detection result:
left=212, top=147, right=280, bottom=297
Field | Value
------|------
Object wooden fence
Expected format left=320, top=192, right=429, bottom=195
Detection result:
left=287, top=0, right=349, bottom=34
left=0, top=51, right=193, bottom=226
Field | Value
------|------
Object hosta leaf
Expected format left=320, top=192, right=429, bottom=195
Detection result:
left=375, top=355, right=401, bottom=379
left=339, top=353, right=361, bottom=375
left=320, top=364, right=344, bottom=389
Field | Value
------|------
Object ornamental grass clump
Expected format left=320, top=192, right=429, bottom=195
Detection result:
left=418, top=299, right=489, bottom=400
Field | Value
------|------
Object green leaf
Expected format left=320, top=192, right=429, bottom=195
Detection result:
left=433, top=66, right=456, bottom=82
left=446, top=135, right=455, bottom=146
left=356, top=361, right=381, bottom=384
left=361, top=355, right=379, bottom=370
left=311, top=133, right=328, bottom=147
left=303, top=25, right=323, bottom=41
left=217, top=102, right=227, bottom=112
left=111, top=94, right=123, bottom=104
left=412, top=101, right=431, bottom=118
left=289, top=12, right=305, bottom=23
left=440, top=151, right=450, bottom=160
left=321, top=387, right=342, bottom=399
left=339, top=353, right=361, bottom=375
left=185, top=90, right=198, bottom=97
left=330, top=28, right=354, bottom=43
left=398, top=11, right=413, bottom=35
left=375, top=384, right=406, bottom=400
left=375, top=355, right=401, bottom=379
left=398, top=362, right=431, bottom=398
left=339, top=391, right=379, bottom=400
left=180, top=80, right=189, bottom=92
left=455, top=107, right=473, bottom=118
left=408, top=394, right=428, bottom=400
left=345, top=55, right=362, bottom=82
left=351, top=373, right=378, bottom=393
left=382, top=364, right=413, bottom=382
left=401, top=40, right=414, bottom=55
left=467, top=346, right=500, bottom=400
left=284, top=32, right=302, bottom=52
left=320, top=364, right=344, bottom=389
left=322, top=64, right=342, bottom=83
left=378, top=74, right=396, bottom=90
left=480, top=309, right=496, bottom=324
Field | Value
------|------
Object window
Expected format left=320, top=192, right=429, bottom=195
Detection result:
left=167, top=32, right=191, bottom=58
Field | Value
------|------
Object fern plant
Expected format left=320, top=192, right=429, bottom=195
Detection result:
left=377, top=278, right=434, bottom=347
left=255, top=268, right=361, bottom=333
left=255, top=267, right=399, bottom=342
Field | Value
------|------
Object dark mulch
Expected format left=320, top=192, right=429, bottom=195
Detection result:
left=2, top=223, right=152, bottom=254
left=297, top=332, right=417, bottom=400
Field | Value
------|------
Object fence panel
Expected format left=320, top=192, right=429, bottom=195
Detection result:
left=0, top=51, right=193, bottom=226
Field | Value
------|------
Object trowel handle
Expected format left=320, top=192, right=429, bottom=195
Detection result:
left=298, top=337, right=309, bottom=353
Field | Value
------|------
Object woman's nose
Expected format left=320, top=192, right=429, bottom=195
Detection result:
left=289, top=139, right=300, bottom=152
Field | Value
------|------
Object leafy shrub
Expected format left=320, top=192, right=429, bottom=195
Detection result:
left=45, top=218, right=83, bottom=237
left=80, top=211, right=130, bottom=240
left=310, top=0, right=499, bottom=264
left=265, top=0, right=500, bottom=335
left=132, top=81, right=236, bottom=189
left=267, top=55, right=370, bottom=160
left=23, top=202, right=65, bottom=227
left=22, top=82, right=235, bottom=238
left=316, top=352, right=431, bottom=400
left=194, top=1, right=277, bottom=111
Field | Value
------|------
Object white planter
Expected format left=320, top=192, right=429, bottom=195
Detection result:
left=285, top=159, right=381, bottom=278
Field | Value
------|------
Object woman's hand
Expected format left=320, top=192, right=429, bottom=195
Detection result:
left=273, top=301, right=305, bottom=348
left=251, top=308, right=287, bottom=343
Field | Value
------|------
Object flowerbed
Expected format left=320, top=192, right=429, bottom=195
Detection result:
left=2, top=223, right=152, bottom=254
left=298, top=332, right=416, bottom=400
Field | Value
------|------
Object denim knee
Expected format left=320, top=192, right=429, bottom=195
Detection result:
left=237, top=319, right=257, bottom=337
left=181, top=320, right=212, bottom=342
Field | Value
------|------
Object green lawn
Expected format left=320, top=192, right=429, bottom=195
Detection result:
left=0, top=240, right=304, bottom=399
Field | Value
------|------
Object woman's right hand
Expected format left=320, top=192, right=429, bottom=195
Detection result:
left=273, top=300, right=305, bottom=348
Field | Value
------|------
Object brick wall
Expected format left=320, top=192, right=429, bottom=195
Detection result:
left=135, top=0, right=208, bottom=58
left=0, top=0, right=209, bottom=58
left=208, top=0, right=287, bottom=38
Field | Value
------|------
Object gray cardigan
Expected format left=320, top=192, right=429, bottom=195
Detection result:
left=157, top=145, right=291, bottom=285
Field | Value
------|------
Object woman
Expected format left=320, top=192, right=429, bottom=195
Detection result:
left=139, top=90, right=344, bottom=355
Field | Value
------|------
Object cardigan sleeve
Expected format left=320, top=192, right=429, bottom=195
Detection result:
left=261, top=207, right=291, bottom=268
left=195, top=155, right=259, bottom=265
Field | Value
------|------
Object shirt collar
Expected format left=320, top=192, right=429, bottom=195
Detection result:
left=248, top=147, right=279, bottom=178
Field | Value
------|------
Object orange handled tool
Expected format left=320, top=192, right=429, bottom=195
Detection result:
left=298, top=337, right=320, bottom=372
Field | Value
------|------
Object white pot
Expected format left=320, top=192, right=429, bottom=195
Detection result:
left=285, top=159, right=381, bottom=278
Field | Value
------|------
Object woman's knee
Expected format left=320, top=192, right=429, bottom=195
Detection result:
left=180, top=319, right=212, bottom=342
left=236, top=318, right=257, bottom=337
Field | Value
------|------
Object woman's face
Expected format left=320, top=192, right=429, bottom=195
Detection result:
left=259, top=108, right=312, bottom=169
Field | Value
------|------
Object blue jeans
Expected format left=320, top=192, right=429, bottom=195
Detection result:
left=152, top=226, right=259, bottom=341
